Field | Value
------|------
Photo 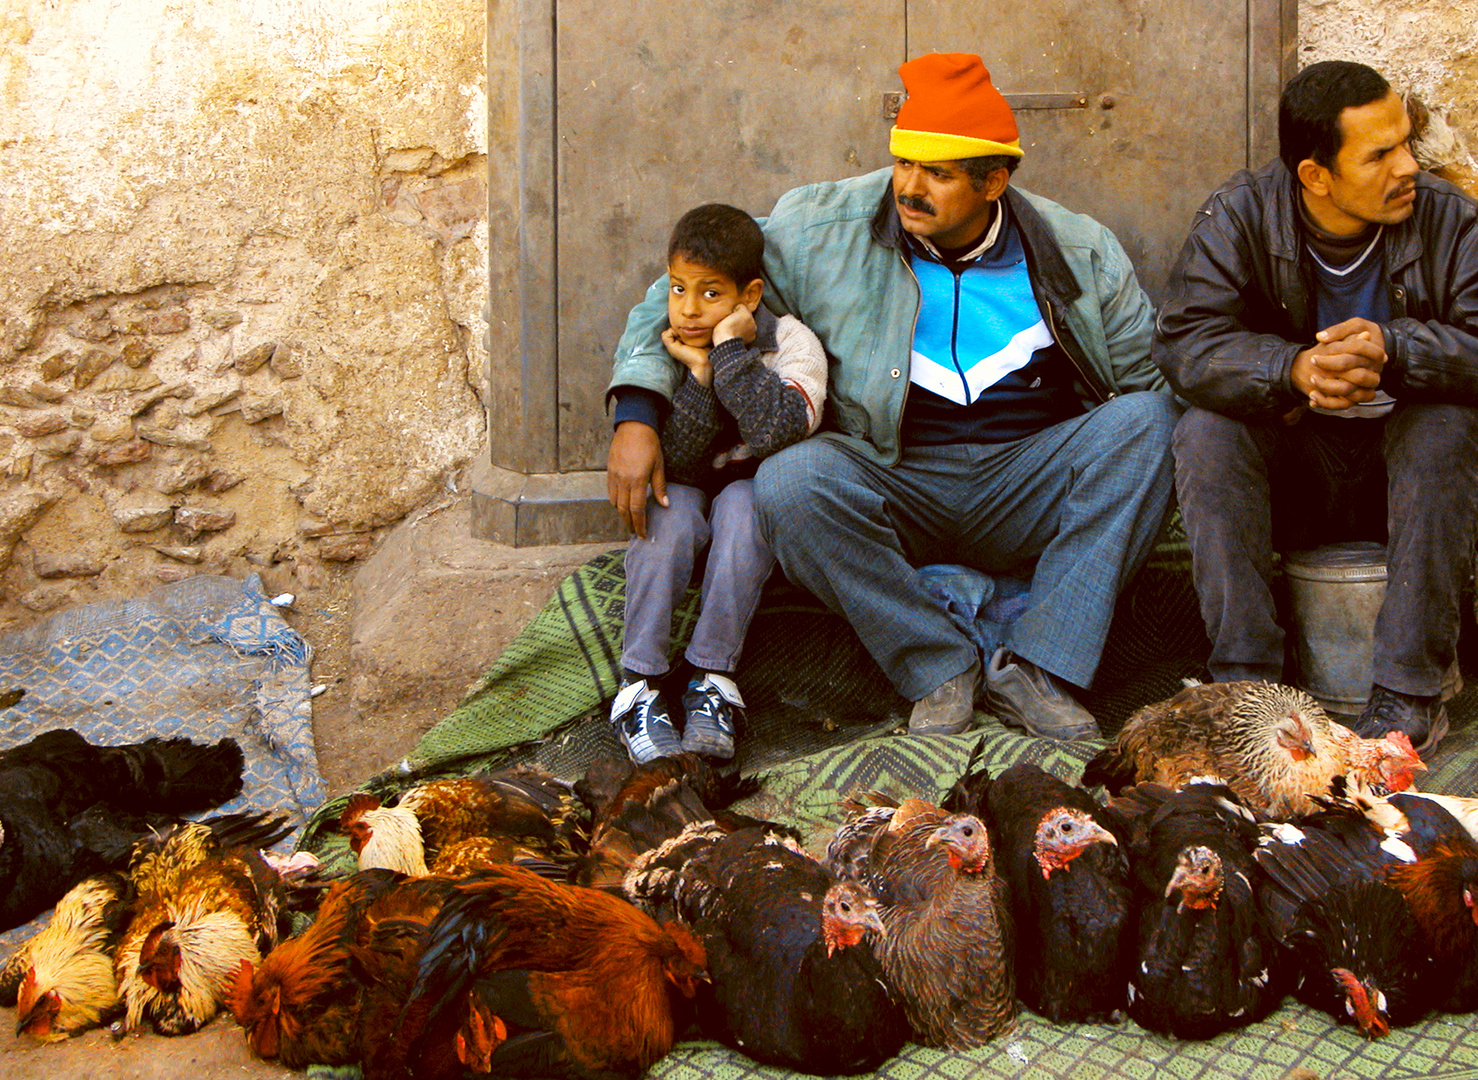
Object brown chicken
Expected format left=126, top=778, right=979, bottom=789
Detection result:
left=572, top=753, right=770, bottom=890
left=0, top=872, right=131, bottom=1041
left=228, top=868, right=405, bottom=1068
left=387, top=863, right=707, bottom=1080
left=825, top=797, right=1015, bottom=1048
left=339, top=766, right=588, bottom=877
left=1083, top=681, right=1426, bottom=817
left=116, top=813, right=291, bottom=1035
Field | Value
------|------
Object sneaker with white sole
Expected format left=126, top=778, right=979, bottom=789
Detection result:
left=681, top=672, right=743, bottom=760
left=610, top=679, right=684, bottom=764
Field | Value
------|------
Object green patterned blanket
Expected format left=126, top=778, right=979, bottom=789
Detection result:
left=300, top=550, right=1478, bottom=1080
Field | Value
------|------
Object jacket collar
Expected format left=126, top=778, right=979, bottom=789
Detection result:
left=1264, top=158, right=1425, bottom=273
left=870, top=182, right=1082, bottom=305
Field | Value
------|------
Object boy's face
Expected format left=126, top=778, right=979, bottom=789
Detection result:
left=666, top=254, right=761, bottom=349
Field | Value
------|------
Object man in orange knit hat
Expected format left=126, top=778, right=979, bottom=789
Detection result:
left=608, top=53, right=1176, bottom=742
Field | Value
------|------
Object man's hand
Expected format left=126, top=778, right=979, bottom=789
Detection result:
left=1290, top=318, right=1386, bottom=410
left=661, top=329, right=713, bottom=386
left=607, top=421, right=666, bottom=538
left=713, top=302, right=756, bottom=348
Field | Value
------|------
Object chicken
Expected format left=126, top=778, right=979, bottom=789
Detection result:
left=116, top=812, right=291, bottom=1035
left=967, top=762, right=1132, bottom=1023
left=1254, top=800, right=1437, bottom=1036
left=339, top=766, right=588, bottom=877
left=0, top=729, right=244, bottom=931
left=572, top=753, right=771, bottom=890
left=348, top=873, right=465, bottom=1079
left=1083, top=681, right=1425, bottom=817
left=1314, top=780, right=1478, bottom=1014
left=228, top=868, right=405, bottom=1068
left=389, top=863, right=707, bottom=1080
left=826, top=796, right=1015, bottom=1048
left=1109, top=782, right=1282, bottom=1039
left=0, top=872, right=131, bottom=1041
left=623, top=821, right=908, bottom=1074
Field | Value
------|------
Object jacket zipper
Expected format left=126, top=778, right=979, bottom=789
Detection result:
left=1043, top=298, right=1112, bottom=404
left=893, top=252, right=923, bottom=461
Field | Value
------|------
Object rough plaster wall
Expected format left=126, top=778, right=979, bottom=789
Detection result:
left=0, top=0, right=487, bottom=618
left=1301, top=0, right=1478, bottom=185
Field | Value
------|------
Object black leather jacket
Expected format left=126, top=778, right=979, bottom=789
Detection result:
left=1152, top=159, right=1478, bottom=420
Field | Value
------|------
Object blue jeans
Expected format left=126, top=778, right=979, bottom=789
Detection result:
left=753, top=392, right=1179, bottom=699
left=621, top=480, right=773, bottom=678
left=1174, top=403, right=1478, bottom=694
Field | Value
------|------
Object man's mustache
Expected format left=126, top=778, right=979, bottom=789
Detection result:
left=1386, top=183, right=1416, bottom=203
left=897, top=194, right=935, bottom=215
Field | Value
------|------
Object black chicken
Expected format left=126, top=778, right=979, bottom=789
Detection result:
left=0, top=729, right=244, bottom=931
left=624, top=821, right=909, bottom=1075
left=1108, top=782, right=1282, bottom=1039
left=1254, top=801, right=1437, bottom=1037
left=956, top=762, right=1131, bottom=1023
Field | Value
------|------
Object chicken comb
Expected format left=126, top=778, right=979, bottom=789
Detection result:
left=340, top=792, right=382, bottom=829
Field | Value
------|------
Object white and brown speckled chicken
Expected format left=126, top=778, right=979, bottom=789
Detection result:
left=116, top=813, right=291, bottom=1035
left=825, top=796, right=1015, bottom=1048
left=338, top=766, right=588, bottom=877
left=1083, top=681, right=1425, bottom=817
left=0, top=872, right=131, bottom=1041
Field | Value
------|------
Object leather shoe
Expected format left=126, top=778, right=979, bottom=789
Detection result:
left=909, top=660, right=981, bottom=735
left=982, top=648, right=1100, bottom=741
left=1353, top=684, right=1449, bottom=757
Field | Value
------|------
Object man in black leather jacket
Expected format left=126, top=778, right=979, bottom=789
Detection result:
left=1153, top=60, right=1478, bottom=754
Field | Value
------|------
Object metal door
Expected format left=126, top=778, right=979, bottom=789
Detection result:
left=479, top=0, right=1294, bottom=542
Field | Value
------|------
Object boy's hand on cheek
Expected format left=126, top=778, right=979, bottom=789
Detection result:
left=714, top=303, right=756, bottom=347
left=662, top=328, right=713, bottom=386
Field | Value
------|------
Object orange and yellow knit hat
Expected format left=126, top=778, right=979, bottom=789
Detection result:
left=889, top=53, right=1023, bottom=162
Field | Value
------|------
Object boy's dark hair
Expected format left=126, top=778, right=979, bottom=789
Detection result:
left=1279, top=60, right=1391, bottom=177
left=667, top=204, right=765, bottom=288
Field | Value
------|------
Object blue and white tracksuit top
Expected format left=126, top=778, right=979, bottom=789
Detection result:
left=901, top=200, right=1084, bottom=446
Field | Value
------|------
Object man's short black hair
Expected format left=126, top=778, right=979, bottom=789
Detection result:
left=960, top=154, right=1020, bottom=189
left=1279, top=60, right=1391, bottom=176
left=667, top=204, right=765, bottom=288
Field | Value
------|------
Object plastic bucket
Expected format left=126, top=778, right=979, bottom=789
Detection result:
left=1283, top=541, right=1461, bottom=714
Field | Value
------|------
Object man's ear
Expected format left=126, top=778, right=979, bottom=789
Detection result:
left=984, top=166, right=1011, bottom=202
left=740, top=278, right=764, bottom=312
left=1297, top=158, right=1331, bottom=198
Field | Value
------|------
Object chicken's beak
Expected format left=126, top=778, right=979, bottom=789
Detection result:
left=862, top=908, right=886, bottom=937
left=1087, top=822, right=1118, bottom=847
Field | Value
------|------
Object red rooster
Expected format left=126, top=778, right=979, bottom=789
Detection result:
left=0, top=872, right=131, bottom=1040
left=228, top=868, right=405, bottom=1067
left=826, top=796, right=1015, bottom=1048
left=387, top=863, right=707, bottom=1080
left=115, top=813, right=291, bottom=1035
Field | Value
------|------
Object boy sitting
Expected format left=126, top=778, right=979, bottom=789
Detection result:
left=606, top=203, right=827, bottom=763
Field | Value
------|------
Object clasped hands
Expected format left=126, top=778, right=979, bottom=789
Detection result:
left=1290, top=317, right=1387, bottom=411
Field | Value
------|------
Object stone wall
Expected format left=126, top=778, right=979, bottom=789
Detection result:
left=0, top=0, right=488, bottom=620
left=1302, top=0, right=1478, bottom=189
left=0, top=1, right=1473, bottom=631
